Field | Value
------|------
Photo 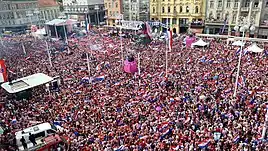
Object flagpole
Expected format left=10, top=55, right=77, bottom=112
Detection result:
left=120, top=27, right=123, bottom=67
left=45, top=41, right=53, bottom=67
left=22, top=42, right=26, bottom=55
left=86, top=52, right=90, bottom=77
left=63, top=23, right=70, bottom=54
left=54, top=24, right=58, bottom=38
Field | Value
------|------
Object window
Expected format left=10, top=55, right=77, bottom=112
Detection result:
left=210, top=1, right=214, bottom=8
left=233, top=15, right=236, bottom=23
left=227, top=0, right=231, bottom=8
left=209, top=12, right=213, bottom=19
left=109, top=11, right=112, bottom=15
left=234, top=0, right=239, bottom=8
left=245, top=0, right=250, bottom=7
left=108, top=3, right=111, bottom=8
left=153, top=7, right=155, bottom=13
left=254, top=1, right=259, bottom=7
left=172, top=18, right=176, bottom=24
left=174, top=6, right=176, bottom=13
left=216, top=13, right=221, bottom=20
left=47, top=129, right=56, bottom=134
left=266, top=1, right=268, bottom=7
left=116, top=2, right=118, bottom=8
left=168, top=6, right=170, bottom=13
left=162, top=7, right=165, bottom=13
left=180, top=6, right=183, bottom=13
left=186, top=6, right=189, bottom=13
left=34, top=132, right=45, bottom=139
left=195, top=6, right=198, bottom=13
left=105, top=3, right=107, bottom=8
left=218, top=0, right=222, bottom=7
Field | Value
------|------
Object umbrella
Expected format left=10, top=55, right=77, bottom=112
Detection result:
left=156, top=106, right=162, bottom=112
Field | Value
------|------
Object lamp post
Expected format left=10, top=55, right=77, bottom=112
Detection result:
left=115, top=17, right=124, bottom=67
left=233, top=16, right=255, bottom=98
left=94, top=5, right=100, bottom=26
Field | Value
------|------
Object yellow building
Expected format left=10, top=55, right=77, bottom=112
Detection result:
left=104, top=0, right=123, bottom=26
left=150, top=0, right=206, bottom=33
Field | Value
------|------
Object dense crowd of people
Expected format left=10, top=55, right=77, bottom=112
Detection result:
left=0, top=28, right=267, bottom=151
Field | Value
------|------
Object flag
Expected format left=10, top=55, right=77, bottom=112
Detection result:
left=145, top=22, right=152, bottom=39
left=198, top=139, right=210, bottom=149
left=85, top=16, right=90, bottom=33
left=81, top=76, right=90, bottom=83
left=221, top=18, right=227, bottom=33
left=233, top=135, right=240, bottom=143
left=94, top=75, right=105, bottom=82
left=238, top=76, right=246, bottom=87
left=114, top=145, right=125, bottom=151
left=0, top=59, right=7, bottom=83
left=158, top=121, right=169, bottom=132
left=167, top=29, right=173, bottom=51
left=160, top=128, right=172, bottom=140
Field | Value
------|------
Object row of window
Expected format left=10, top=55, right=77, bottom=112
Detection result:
left=104, top=2, right=119, bottom=9
left=210, top=0, right=259, bottom=9
left=0, top=3, right=37, bottom=11
left=153, top=6, right=199, bottom=14
left=109, top=11, right=120, bottom=17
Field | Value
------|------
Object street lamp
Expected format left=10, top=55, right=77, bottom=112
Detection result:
left=233, top=16, right=255, bottom=98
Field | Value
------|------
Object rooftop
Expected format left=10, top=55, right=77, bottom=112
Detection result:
left=38, top=0, right=58, bottom=7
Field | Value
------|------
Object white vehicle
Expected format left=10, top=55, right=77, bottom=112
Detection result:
left=15, top=123, right=59, bottom=150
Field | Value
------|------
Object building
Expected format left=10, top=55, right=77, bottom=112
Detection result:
left=104, top=0, right=123, bottom=26
left=150, top=0, right=206, bottom=33
left=205, top=0, right=267, bottom=38
left=0, top=0, right=39, bottom=32
left=123, top=0, right=150, bottom=21
left=259, top=0, right=268, bottom=38
left=38, top=0, right=60, bottom=25
left=62, top=0, right=105, bottom=25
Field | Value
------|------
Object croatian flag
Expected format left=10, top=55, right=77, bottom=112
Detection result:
left=167, top=29, right=173, bottom=51
left=114, top=145, right=125, bottom=151
left=81, top=76, right=90, bottom=83
left=233, top=135, right=240, bottom=143
left=172, top=143, right=184, bottom=150
left=0, top=59, right=7, bottom=83
left=145, top=22, right=152, bottom=39
left=160, top=128, right=172, bottom=140
left=158, top=121, right=169, bottom=132
left=94, top=75, right=105, bottom=82
left=238, top=76, right=246, bottom=87
left=198, top=139, right=210, bottom=149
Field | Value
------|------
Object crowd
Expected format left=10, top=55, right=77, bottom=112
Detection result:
left=0, top=28, right=267, bottom=151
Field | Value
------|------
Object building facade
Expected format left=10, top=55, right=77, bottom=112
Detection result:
left=104, top=0, right=123, bottom=26
left=259, top=0, right=268, bottom=38
left=150, top=0, right=206, bottom=33
left=123, top=0, right=150, bottom=21
left=38, top=0, right=60, bottom=25
left=0, top=0, right=39, bottom=32
left=63, top=0, right=105, bottom=25
left=205, top=0, right=267, bottom=38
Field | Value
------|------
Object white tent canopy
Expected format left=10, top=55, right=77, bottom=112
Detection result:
left=247, top=43, right=264, bottom=53
left=192, top=39, right=209, bottom=47
left=232, top=40, right=245, bottom=46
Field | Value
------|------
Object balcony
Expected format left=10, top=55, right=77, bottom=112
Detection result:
left=241, top=7, right=249, bottom=12
left=252, top=7, right=260, bottom=11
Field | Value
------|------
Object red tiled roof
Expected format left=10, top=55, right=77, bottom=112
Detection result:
left=38, top=0, right=59, bottom=7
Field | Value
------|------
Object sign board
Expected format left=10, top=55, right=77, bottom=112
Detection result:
left=120, top=21, right=143, bottom=30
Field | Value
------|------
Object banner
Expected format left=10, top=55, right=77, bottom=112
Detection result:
left=0, top=59, right=7, bottom=83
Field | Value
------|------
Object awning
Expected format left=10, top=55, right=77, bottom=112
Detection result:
left=45, top=19, right=78, bottom=26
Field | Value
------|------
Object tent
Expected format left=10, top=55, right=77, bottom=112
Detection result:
left=247, top=43, right=264, bottom=53
left=232, top=41, right=245, bottom=46
left=192, top=39, right=209, bottom=47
